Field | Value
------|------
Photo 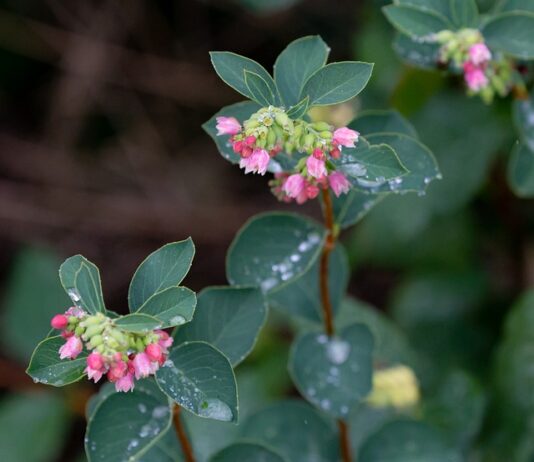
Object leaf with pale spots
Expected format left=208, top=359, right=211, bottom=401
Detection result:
left=241, top=400, right=339, bottom=462
left=26, top=336, right=88, bottom=386
left=210, top=443, right=287, bottom=462
left=128, top=239, right=195, bottom=312
left=393, top=33, right=440, bottom=69
left=332, top=191, right=388, bottom=229
left=358, top=419, right=462, bottom=462
left=155, top=341, right=238, bottom=423
left=288, top=323, right=374, bottom=418
left=59, top=255, right=106, bottom=314
left=268, top=244, right=349, bottom=323
left=226, top=212, right=326, bottom=294
left=85, top=385, right=173, bottom=462
left=136, top=286, right=197, bottom=329
left=203, top=100, right=261, bottom=165
left=173, top=286, right=266, bottom=366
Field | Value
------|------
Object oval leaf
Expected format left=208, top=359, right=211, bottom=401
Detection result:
left=383, top=5, right=452, bottom=38
left=301, top=62, right=374, bottom=106
left=513, top=92, right=534, bottom=152
left=59, top=255, right=106, bottom=314
left=482, top=12, right=534, bottom=59
left=507, top=143, right=534, bottom=197
left=288, top=323, right=374, bottom=418
left=86, top=387, right=172, bottom=462
left=274, top=35, right=330, bottom=106
left=128, top=239, right=195, bottom=312
left=173, top=286, right=266, bottom=366
left=497, top=0, right=534, bottom=13
left=156, top=342, right=238, bottom=422
left=332, top=191, right=388, bottom=229
left=242, top=400, right=339, bottom=462
left=349, top=110, right=418, bottom=138
left=26, top=336, right=87, bottom=386
left=286, top=96, right=310, bottom=119
left=268, top=244, right=349, bottom=323
left=114, top=313, right=162, bottom=333
left=393, top=33, right=440, bottom=69
left=210, top=52, right=279, bottom=102
left=227, top=213, right=326, bottom=293
left=245, top=70, right=277, bottom=106
left=211, top=443, right=286, bottom=462
left=137, top=286, right=197, bottom=329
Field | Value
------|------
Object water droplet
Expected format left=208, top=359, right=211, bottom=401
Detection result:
left=326, top=338, right=351, bottom=365
left=152, top=406, right=169, bottom=419
left=169, top=316, right=185, bottom=326
left=127, top=439, right=139, bottom=451
left=197, top=399, right=233, bottom=422
left=261, top=277, right=278, bottom=292
left=138, top=404, right=147, bottom=414
left=67, top=288, right=81, bottom=304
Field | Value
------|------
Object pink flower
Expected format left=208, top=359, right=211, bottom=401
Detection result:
left=115, top=372, right=135, bottom=392
left=133, top=353, right=152, bottom=379
left=468, top=43, right=491, bottom=66
left=283, top=174, right=306, bottom=198
left=239, top=148, right=270, bottom=175
left=51, top=314, right=68, bottom=330
left=86, top=365, right=104, bottom=383
left=464, top=63, right=488, bottom=91
left=65, top=306, right=85, bottom=318
left=156, top=330, right=173, bottom=352
left=306, top=183, right=320, bottom=200
left=87, top=352, right=104, bottom=370
left=107, top=360, right=127, bottom=382
left=328, top=172, right=351, bottom=197
left=216, top=116, right=241, bottom=136
left=145, top=343, right=163, bottom=362
left=59, top=336, right=83, bottom=359
left=307, top=155, right=327, bottom=179
left=333, top=127, right=359, bottom=148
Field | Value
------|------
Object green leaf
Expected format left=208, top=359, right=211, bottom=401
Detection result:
left=393, top=33, right=441, bottom=69
left=138, top=426, right=183, bottom=462
left=2, top=247, right=71, bottom=362
left=365, top=133, right=441, bottom=193
left=129, top=239, right=195, bottom=312
left=137, top=287, right=197, bottom=329
left=203, top=101, right=262, bottom=165
left=85, top=387, right=172, bottom=462
left=59, top=255, right=106, bottom=314
left=383, top=5, right=451, bottom=38
left=245, top=70, right=277, bottom=106
left=449, top=0, right=479, bottom=28
left=114, top=313, right=163, bottom=333
left=358, top=419, right=462, bottom=462
left=210, top=443, right=286, bottom=462
left=210, top=52, right=279, bottom=102
left=268, top=244, right=349, bottom=323
left=507, top=143, right=534, bottom=197
left=173, top=286, right=266, bottom=366
left=513, top=92, right=534, bottom=152
left=482, top=12, right=534, bottom=59
left=241, top=400, right=339, bottom=462
left=395, top=0, right=451, bottom=19
left=497, top=0, right=534, bottom=13
left=26, top=336, right=87, bottom=386
left=349, top=109, right=418, bottom=138
left=288, top=323, right=374, bottom=418
left=0, top=392, right=68, bottom=462
left=332, top=191, right=388, bottom=229
left=301, top=62, right=374, bottom=106
left=286, top=96, right=310, bottom=119
left=335, top=141, right=408, bottom=188
left=226, top=212, right=325, bottom=293
left=156, top=341, right=238, bottom=422
left=274, top=35, right=330, bottom=106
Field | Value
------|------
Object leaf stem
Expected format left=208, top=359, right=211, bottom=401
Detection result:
left=320, top=188, right=353, bottom=462
left=173, top=404, right=196, bottom=462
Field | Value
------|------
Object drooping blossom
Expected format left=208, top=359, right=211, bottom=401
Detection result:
left=333, top=127, right=359, bottom=148
left=283, top=174, right=306, bottom=198
left=115, top=372, right=135, bottom=392
left=468, top=43, right=491, bottom=66
left=239, top=148, right=270, bottom=175
left=156, top=330, right=173, bottom=352
left=59, top=335, right=83, bottom=359
left=107, top=359, right=128, bottom=382
left=464, top=62, right=488, bottom=91
left=146, top=343, right=163, bottom=362
left=306, top=155, right=327, bottom=179
left=133, top=352, right=153, bottom=379
left=328, top=172, right=351, bottom=197
left=215, top=116, right=241, bottom=135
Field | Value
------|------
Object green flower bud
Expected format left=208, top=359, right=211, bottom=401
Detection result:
left=275, top=112, right=289, bottom=127
left=96, top=344, right=105, bottom=354
left=84, top=324, right=104, bottom=339
left=75, top=326, right=84, bottom=337
left=267, top=129, right=277, bottom=148
left=136, top=338, right=145, bottom=352
left=109, top=329, right=127, bottom=345
left=90, top=335, right=103, bottom=347
left=320, top=131, right=333, bottom=140
left=312, top=121, right=331, bottom=131
left=244, top=119, right=259, bottom=130
left=304, top=134, right=315, bottom=148
left=68, top=316, right=79, bottom=324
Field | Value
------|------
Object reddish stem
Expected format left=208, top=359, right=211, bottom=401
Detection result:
left=173, top=405, right=195, bottom=462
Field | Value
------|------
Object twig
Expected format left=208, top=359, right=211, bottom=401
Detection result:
left=320, top=188, right=352, bottom=462
left=173, top=405, right=195, bottom=462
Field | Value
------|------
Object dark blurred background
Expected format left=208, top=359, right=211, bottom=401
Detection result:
left=1, top=0, right=532, bottom=461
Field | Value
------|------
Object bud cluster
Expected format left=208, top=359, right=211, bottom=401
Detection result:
left=50, top=307, right=173, bottom=392
left=433, top=29, right=515, bottom=103
left=366, top=365, right=420, bottom=409
left=216, top=106, right=358, bottom=204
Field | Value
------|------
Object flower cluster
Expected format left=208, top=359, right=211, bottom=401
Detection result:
left=216, top=106, right=358, bottom=204
left=50, top=307, right=173, bottom=392
left=434, top=29, right=514, bottom=102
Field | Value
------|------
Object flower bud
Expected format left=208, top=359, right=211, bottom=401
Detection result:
left=146, top=343, right=163, bottom=362
left=51, top=314, right=68, bottom=330
left=312, top=121, right=331, bottom=131
left=275, top=112, right=289, bottom=128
